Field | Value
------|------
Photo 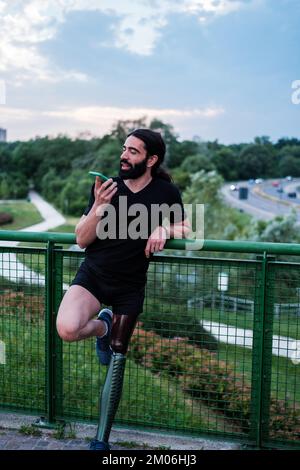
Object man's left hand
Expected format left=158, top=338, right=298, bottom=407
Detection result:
left=145, top=226, right=168, bottom=258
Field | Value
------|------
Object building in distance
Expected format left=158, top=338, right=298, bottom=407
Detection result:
left=0, top=128, right=7, bottom=142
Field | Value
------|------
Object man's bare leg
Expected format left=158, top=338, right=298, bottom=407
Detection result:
left=56, top=285, right=106, bottom=342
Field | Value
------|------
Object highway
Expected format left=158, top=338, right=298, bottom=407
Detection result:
left=221, top=178, right=300, bottom=222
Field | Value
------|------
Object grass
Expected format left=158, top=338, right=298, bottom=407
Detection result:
left=216, top=342, right=300, bottom=403
left=1, top=301, right=299, bottom=438
left=19, top=425, right=42, bottom=437
left=1, top=202, right=299, bottom=437
left=0, top=315, right=223, bottom=435
left=114, top=440, right=171, bottom=450
left=0, top=200, right=43, bottom=230
left=15, top=221, right=79, bottom=278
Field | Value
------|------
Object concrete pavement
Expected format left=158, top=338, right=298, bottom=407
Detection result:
left=0, top=412, right=241, bottom=451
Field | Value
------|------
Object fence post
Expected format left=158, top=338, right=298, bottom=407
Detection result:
left=259, top=257, right=275, bottom=445
left=35, top=241, right=59, bottom=427
left=249, top=253, right=275, bottom=448
left=249, top=253, right=267, bottom=447
left=53, top=247, right=64, bottom=420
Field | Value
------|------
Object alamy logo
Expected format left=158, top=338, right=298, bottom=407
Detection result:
left=291, top=80, right=300, bottom=105
left=0, top=80, right=6, bottom=105
left=95, top=198, right=205, bottom=250
left=0, top=340, right=5, bottom=365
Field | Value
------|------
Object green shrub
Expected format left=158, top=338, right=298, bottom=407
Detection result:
left=129, top=324, right=300, bottom=439
left=0, top=212, right=13, bottom=225
left=142, top=302, right=218, bottom=351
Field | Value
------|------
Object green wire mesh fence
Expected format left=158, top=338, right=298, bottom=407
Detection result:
left=0, top=232, right=299, bottom=449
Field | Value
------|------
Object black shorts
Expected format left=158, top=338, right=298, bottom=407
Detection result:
left=70, top=261, right=145, bottom=316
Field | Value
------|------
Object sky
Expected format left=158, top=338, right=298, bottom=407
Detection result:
left=0, top=0, right=299, bottom=144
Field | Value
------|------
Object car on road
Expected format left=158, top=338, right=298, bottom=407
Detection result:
left=272, top=181, right=279, bottom=187
left=255, top=178, right=263, bottom=184
left=287, top=192, right=297, bottom=198
left=286, top=176, right=293, bottom=181
left=230, top=184, right=238, bottom=191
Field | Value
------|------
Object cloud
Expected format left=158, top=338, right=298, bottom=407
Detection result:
left=181, top=0, right=246, bottom=16
left=44, top=104, right=225, bottom=124
left=0, top=1, right=89, bottom=83
left=0, top=0, right=259, bottom=83
left=0, top=104, right=225, bottom=140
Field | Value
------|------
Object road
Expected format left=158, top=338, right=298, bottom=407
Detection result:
left=221, top=178, right=300, bottom=222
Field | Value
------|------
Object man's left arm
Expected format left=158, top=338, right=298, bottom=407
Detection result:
left=144, top=217, right=191, bottom=258
left=166, top=218, right=191, bottom=239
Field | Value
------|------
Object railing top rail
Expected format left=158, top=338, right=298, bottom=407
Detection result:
left=1, top=229, right=300, bottom=255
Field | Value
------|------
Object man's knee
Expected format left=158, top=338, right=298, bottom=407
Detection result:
left=56, top=318, right=80, bottom=342
left=110, top=338, right=128, bottom=355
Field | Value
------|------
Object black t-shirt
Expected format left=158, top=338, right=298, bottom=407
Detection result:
left=82, top=176, right=184, bottom=286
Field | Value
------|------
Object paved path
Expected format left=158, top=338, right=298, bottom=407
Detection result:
left=0, top=412, right=240, bottom=451
left=0, top=429, right=91, bottom=450
left=0, top=190, right=66, bottom=287
left=0, top=429, right=135, bottom=450
left=201, top=320, right=299, bottom=363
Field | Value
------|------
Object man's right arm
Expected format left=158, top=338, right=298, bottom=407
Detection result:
left=75, top=177, right=118, bottom=249
left=75, top=209, right=101, bottom=249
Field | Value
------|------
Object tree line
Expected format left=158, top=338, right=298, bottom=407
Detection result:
left=0, top=117, right=300, bottom=242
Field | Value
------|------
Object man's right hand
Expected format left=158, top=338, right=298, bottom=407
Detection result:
left=94, top=176, right=118, bottom=216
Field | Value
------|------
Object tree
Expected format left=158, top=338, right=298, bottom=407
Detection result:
left=278, top=155, right=300, bottom=177
left=211, top=148, right=238, bottom=181
left=181, top=154, right=215, bottom=173
left=12, top=140, right=42, bottom=180
left=150, top=119, right=181, bottom=168
left=167, top=139, right=200, bottom=168
left=111, top=117, right=147, bottom=144
left=40, top=169, right=65, bottom=207
left=0, top=172, right=28, bottom=198
left=275, top=137, right=300, bottom=149
left=237, top=144, right=277, bottom=180
left=171, top=168, right=191, bottom=191
left=91, top=138, right=122, bottom=176
left=254, top=136, right=271, bottom=145
left=183, top=170, right=224, bottom=238
left=59, top=170, right=92, bottom=216
left=0, top=178, right=10, bottom=199
left=250, top=211, right=300, bottom=244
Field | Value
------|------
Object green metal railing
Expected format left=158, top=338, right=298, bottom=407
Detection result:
left=0, top=230, right=300, bottom=449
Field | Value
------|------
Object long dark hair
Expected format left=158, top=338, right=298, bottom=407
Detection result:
left=127, top=128, right=172, bottom=182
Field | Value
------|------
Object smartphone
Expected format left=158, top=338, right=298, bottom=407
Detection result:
left=88, top=171, right=110, bottom=181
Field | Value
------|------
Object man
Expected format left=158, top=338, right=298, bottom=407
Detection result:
left=56, top=128, right=190, bottom=450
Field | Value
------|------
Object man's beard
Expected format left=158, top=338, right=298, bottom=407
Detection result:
left=119, top=157, right=148, bottom=180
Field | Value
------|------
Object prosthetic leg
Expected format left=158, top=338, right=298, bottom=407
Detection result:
left=90, top=313, right=139, bottom=451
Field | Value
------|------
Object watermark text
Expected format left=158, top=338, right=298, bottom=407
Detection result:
left=291, top=80, right=300, bottom=105
left=0, top=79, right=6, bottom=105
left=95, top=198, right=204, bottom=250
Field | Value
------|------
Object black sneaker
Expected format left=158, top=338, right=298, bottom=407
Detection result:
left=96, top=308, right=113, bottom=365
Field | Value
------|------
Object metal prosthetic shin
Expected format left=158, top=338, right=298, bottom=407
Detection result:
left=96, top=352, right=126, bottom=443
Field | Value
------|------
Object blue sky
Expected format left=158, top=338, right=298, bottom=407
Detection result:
left=0, top=0, right=299, bottom=143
